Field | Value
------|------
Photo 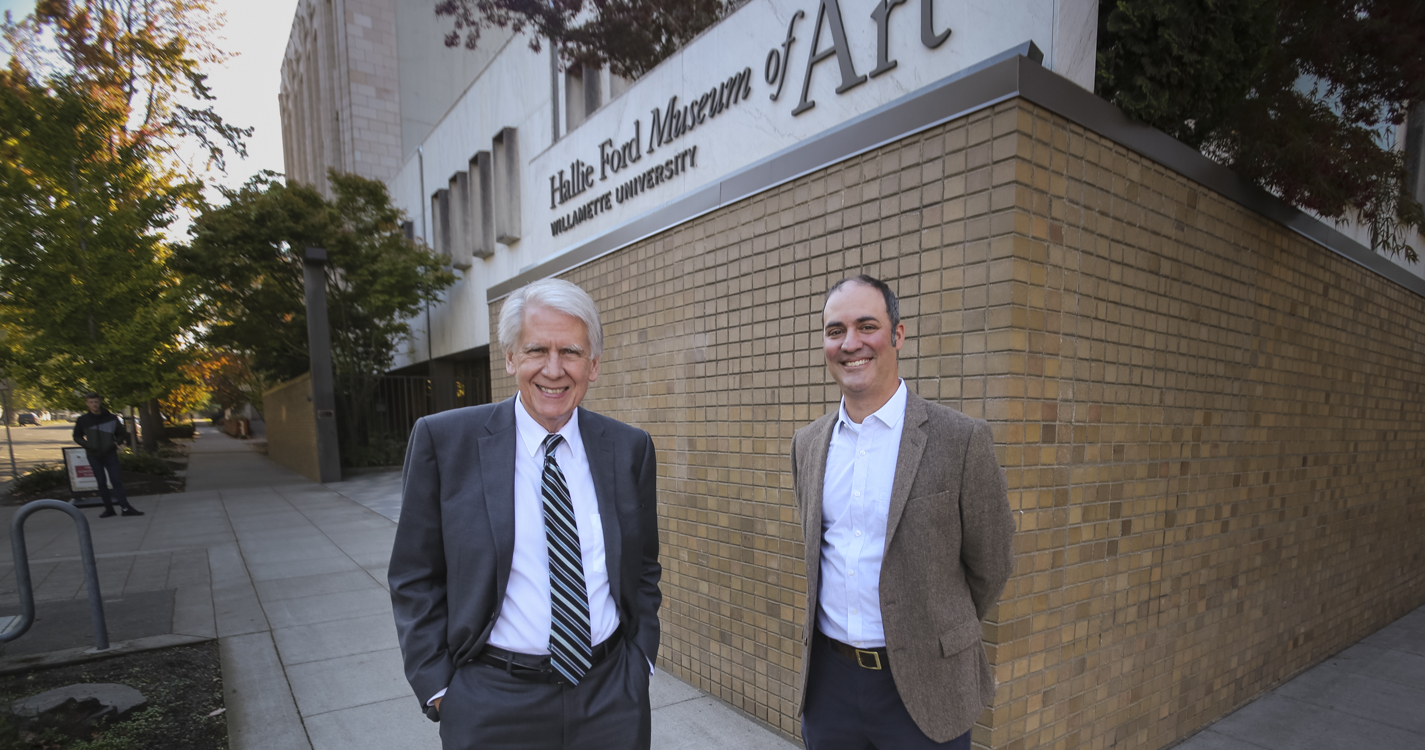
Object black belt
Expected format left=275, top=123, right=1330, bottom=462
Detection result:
left=817, top=630, right=888, bottom=670
left=474, top=630, right=623, bottom=683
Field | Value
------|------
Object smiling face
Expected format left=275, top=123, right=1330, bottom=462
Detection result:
left=822, top=281, right=904, bottom=422
left=505, top=304, right=600, bottom=433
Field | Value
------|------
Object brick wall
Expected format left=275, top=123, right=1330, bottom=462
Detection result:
left=488, top=98, right=1425, bottom=748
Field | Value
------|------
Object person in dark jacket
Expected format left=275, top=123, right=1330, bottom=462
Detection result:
left=72, top=394, right=143, bottom=518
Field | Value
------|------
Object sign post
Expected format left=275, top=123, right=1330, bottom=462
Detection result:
left=0, top=379, right=16, bottom=483
left=303, top=247, right=342, bottom=482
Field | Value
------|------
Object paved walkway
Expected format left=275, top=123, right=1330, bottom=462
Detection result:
left=1175, top=605, right=1425, bottom=750
left=0, top=426, right=795, bottom=750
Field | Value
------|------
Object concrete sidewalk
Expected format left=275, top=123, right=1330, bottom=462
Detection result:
left=1175, top=605, right=1425, bottom=750
left=0, top=426, right=795, bottom=750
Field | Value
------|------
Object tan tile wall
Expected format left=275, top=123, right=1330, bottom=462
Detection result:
left=488, top=99, right=1425, bottom=748
left=263, top=373, right=320, bottom=482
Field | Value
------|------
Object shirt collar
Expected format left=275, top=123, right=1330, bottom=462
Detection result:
left=837, top=379, right=908, bottom=433
left=514, top=394, right=583, bottom=461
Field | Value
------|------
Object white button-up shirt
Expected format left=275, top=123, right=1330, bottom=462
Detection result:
left=489, top=395, right=619, bottom=652
left=430, top=397, right=629, bottom=705
left=817, top=380, right=908, bottom=648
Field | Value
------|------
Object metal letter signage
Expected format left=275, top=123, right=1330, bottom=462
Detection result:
left=648, top=68, right=753, bottom=154
left=921, top=0, right=951, bottom=49
left=792, top=0, right=866, bottom=116
left=543, top=0, right=959, bottom=237
left=870, top=0, right=908, bottom=77
left=766, top=10, right=806, bottom=101
left=543, top=62, right=750, bottom=236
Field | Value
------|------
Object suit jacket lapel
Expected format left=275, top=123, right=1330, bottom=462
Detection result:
left=580, top=409, right=623, bottom=607
left=477, top=398, right=519, bottom=604
left=884, top=393, right=929, bottom=553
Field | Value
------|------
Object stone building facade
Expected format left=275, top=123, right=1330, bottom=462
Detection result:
left=279, top=0, right=403, bottom=194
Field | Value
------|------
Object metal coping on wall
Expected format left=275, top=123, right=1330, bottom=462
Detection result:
left=489, top=45, right=1425, bottom=302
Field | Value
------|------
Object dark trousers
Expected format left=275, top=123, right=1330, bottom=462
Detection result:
left=437, top=638, right=651, bottom=750
left=86, top=452, right=132, bottom=512
left=802, top=633, right=972, bottom=750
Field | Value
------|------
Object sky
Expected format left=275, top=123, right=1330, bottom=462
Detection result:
left=1, top=0, right=302, bottom=201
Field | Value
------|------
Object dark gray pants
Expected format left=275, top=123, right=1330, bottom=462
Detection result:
left=438, top=639, right=651, bottom=750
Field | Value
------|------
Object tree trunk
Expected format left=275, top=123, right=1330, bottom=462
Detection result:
left=139, top=399, right=163, bottom=453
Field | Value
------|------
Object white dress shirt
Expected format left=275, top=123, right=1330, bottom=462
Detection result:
left=817, top=380, right=908, bottom=648
left=490, top=395, right=619, bottom=652
left=430, top=396, right=619, bottom=704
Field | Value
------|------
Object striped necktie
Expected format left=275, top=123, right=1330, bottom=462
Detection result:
left=541, top=433, right=591, bottom=685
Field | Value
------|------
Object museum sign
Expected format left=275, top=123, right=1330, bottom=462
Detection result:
left=545, top=0, right=962, bottom=237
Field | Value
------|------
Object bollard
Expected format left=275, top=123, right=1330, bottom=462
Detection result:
left=1, top=499, right=109, bottom=651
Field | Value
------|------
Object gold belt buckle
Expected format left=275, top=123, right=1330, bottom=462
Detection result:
left=855, top=649, right=882, bottom=670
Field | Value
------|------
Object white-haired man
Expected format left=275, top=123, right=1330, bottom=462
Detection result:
left=389, top=278, right=661, bottom=750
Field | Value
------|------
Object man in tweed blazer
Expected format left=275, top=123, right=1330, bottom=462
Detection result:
left=792, top=275, right=1014, bottom=749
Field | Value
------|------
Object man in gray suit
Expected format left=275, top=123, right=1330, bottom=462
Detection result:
left=792, top=275, right=1014, bottom=749
left=389, top=278, right=661, bottom=750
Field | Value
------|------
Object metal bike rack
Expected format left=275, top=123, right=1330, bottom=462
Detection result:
left=0, top=499, right=109, bottom=651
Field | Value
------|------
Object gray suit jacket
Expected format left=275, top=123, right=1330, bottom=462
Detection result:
left=388, top=398, right=662, bottom=720
left=792, top=390, right=1014, bottom=742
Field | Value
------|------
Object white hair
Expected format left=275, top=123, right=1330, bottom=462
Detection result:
left=497, top=278, right=604, bottom=359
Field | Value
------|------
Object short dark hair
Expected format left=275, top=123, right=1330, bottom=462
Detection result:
left=83, top=393, right=101, bottom=400
left=824, top=275, right=900, bottom=328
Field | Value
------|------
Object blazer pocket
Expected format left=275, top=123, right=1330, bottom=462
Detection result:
left=939, top=619, right=983, bottom=657
left=907, top=489, right=952, bottom=504
left=903, top=490, right=955, bottom=532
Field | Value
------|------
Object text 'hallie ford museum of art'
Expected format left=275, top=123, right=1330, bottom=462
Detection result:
left=276, top=0, right=1425, bottom=747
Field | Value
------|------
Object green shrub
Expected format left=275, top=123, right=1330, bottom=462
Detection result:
left=161, top=424, right=195, bottom=440
left=117, top=450, right=175, bottom=477
left=340, top=432, right=407, bottom=469
left=9, top=463, right=67, bottom=497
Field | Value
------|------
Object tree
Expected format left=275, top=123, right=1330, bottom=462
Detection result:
left=435, top=0, right=738, bottom=79
left=195, top=350, right=264, bottom=414
left=177, top=170, right=456, bottom=384
left=0, top=380, right=54, bottom=425
left=1097, top=0, right=1425, bottom=259
left=159, top=355, right=220, bottom=422
left=0, top=72, right=196, bottom=420
left=1, top=0, right=248, bottom=450
left=3, top=0, right=249, bottom=174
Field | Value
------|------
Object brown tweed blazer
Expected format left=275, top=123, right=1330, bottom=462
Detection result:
left=792, top=390, right=1014, bottom=742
